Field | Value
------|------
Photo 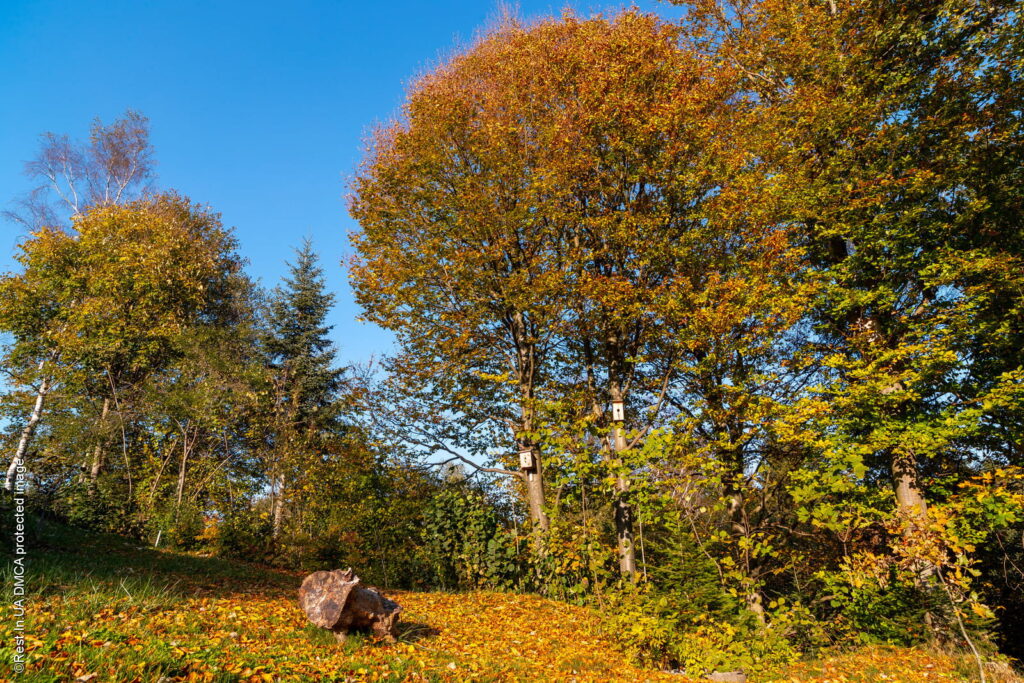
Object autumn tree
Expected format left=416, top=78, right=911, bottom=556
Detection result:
left=2, top=111, right=158, bottom=491
left=517, top=13, right=809, bottom=584
left=349, top=15, right=583, bottom=532
left=350, top=11, right=806, bottom=591
left=674, top=0, right=1024, bottom=644
left=1, top=194, right=243, bottom=494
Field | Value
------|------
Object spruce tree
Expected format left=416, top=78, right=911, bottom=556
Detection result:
left=263, top=239, right=344, bottom=536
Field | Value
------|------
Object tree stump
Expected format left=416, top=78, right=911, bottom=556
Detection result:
left=298, top=568, right=402, bottom=643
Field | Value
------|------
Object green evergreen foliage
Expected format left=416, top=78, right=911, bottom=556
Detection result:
left=263, top=238, right=344, bottom=432
left=646, top=523, right=742, bottom=625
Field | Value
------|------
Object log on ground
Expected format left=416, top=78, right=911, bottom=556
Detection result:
left=298, top=568, right=402, bottom=642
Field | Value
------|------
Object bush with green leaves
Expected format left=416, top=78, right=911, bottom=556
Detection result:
left=603, top=583, right=806, bottom=676
left=214, top=509, right=275, bottom=561
left=424, top=485, right=522, bottom=591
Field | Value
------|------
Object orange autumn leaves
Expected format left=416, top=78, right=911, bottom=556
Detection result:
left=10, top=577, right=678, bottom=681
left=349, top=11, right=782, bottom=347
left=1, top=524, right=971, bottom=682
left=347, top=10, right=804, bottom=548
left=8, top=558, right=968, bottom=683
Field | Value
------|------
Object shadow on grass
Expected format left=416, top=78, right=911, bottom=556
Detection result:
left=302, top=620, right=439, bottom=651
left=4, top=512, right=450, bottom=654
left=396, top=620, right=441, bottom=643
left=3, top=513, right=298, bottom=606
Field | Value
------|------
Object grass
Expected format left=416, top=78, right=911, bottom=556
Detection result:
left=0, top=516, right=1009, bottom=682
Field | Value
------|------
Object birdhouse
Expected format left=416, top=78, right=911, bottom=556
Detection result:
left=611, top=399, right=625, bottom=422
left=518, top=449, right=536, bottom=470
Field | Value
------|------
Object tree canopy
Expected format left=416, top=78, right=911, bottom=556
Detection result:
left=4, top=2, right=1024, bottom=676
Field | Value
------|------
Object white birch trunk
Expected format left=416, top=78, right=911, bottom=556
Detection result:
left=4, top=369, right=52, bottom=492
left=272, top=473, right=285, bottom=538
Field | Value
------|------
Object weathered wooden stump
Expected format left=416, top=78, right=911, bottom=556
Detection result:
left=298, top=568, right=402, bottom=643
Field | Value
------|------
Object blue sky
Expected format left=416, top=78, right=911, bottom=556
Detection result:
left=0, top=0, right=676, bottom=366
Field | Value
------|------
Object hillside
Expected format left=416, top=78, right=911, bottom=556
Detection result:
left=0, top=519, right=987, bottom=682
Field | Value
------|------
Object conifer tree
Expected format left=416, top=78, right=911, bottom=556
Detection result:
left=263, top=239, right=344, bottom=537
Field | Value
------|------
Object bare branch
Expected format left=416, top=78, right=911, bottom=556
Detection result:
left=425, top=442, right=521, bottom=478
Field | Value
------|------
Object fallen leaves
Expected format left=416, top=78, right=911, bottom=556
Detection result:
left=5, top=579, right=681, bottom=681
left=765, top=646, right=966, bottom=683
left=0, top=536, right=973, bottom=682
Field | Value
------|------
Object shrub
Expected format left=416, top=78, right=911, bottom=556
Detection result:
left=603, top=584, right=805, bottom=676
left=424, top=485, right=522, bottom=591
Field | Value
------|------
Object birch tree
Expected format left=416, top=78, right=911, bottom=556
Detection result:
left=1, top=195, right=242, bottom=492
left=2, top=111, right=157, bottom=491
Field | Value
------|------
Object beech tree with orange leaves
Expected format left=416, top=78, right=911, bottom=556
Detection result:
left=350, top=11, right=810, bottom=592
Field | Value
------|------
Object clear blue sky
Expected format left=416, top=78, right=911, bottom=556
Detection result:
left=0, top=0, right=677, bottom=366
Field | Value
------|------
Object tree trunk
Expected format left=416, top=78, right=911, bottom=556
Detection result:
left=512, top=310, right=547, bottom=532
left=892, top=447, right=934, bottom=589
left=725, top=481, right=765, bottom=622
left=4, top=369, right=52, bottom=492
left=272, top=472, right=285, bottom=538
left=884, top=382, right=932, bottom=569
left=175, top=431, right=190, bottom=519
left=89, top=397, right=111, bottom=482
left=891, top=446, right=945, bottom=642
left=881, top=374, right=942, bottom=641
left=523, top=448, right=549, bottom=531
left=609, top=382, right=637, bottom=579
left=612, top=421, right=636, bottom=577
left=892, top=449, right=928, bottom=527
left=722, top=432, right=765, bottom=623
